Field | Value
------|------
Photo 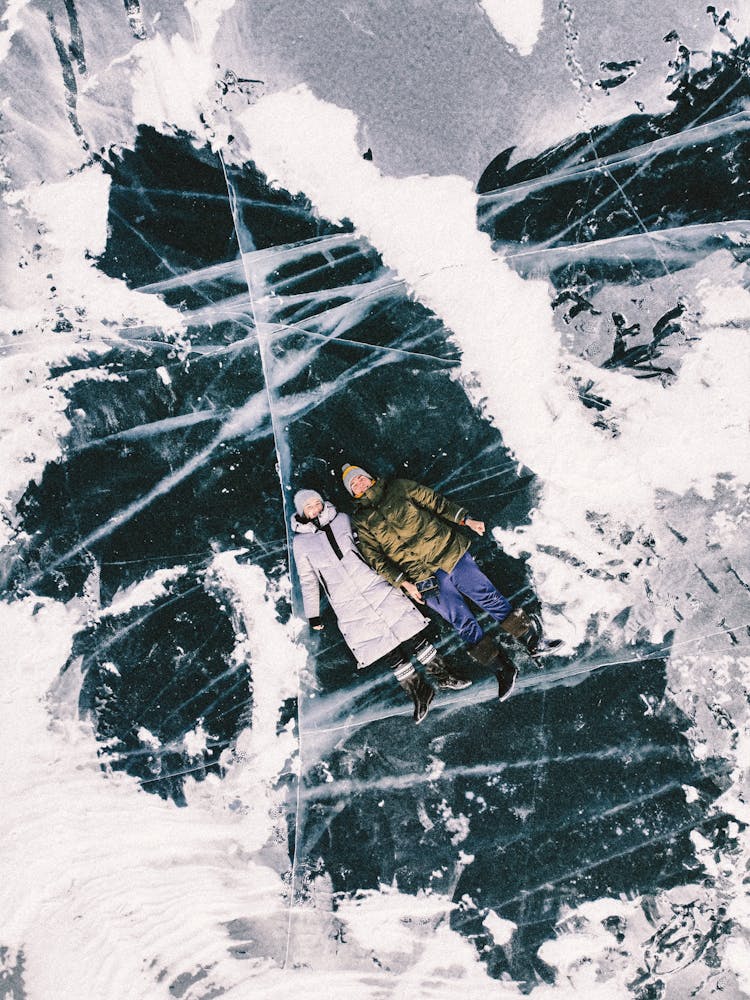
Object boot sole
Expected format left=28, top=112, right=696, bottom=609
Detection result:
left=528, top=639, right=564, bottom=658
left=437, top=679, right=472, bottom=690
left=497, top=668, right=518, bottom=702
left=415, top=689, right=435, bottom=724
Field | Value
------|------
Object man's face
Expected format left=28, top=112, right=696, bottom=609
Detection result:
left=303, top=497, right=324, bottom=519
left=351, top=474, right=374, bottom=497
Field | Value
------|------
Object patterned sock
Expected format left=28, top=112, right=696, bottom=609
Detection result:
left=393, top=661, right=418, bottom=684
left=413, top=640, right=438, bottom=666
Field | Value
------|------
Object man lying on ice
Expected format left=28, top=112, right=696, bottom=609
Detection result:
left=341, top=463, right=562, bottom=701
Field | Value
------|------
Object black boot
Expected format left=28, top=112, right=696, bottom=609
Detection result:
left=494, top=646, right=518, bottom=701
left=470, top=635, right=519, bottom=700
left=394, top=663, right=435, bottom=724
left=500, top=609, right=562, bottom=657
left=417, top=643, right=471, bottom=690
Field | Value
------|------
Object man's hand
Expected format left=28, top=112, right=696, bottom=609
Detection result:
left=312, top=624, right=324, bottom=631
left=465, top=518, right=485, bottom=536
left=401, top=580, right=424, bottom=604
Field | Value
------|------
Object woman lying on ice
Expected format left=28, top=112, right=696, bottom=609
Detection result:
left=340, top=463, right=562, bottom=700
left=290, top=489, right=471, bottom=724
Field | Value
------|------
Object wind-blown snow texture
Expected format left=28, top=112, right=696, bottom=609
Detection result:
left=1, top=2, right=749, bottom=998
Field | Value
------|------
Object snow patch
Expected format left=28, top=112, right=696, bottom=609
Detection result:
left=186, top=0, right=237, bottom=47
left=0, top=165, right=183, bottom=549
left=0, top=0, right=32, bottom=63
left=204, top=553, right=301, bottom=849
left=0, top=585, right=298, bottom=999
left=436, top=799, right=471, bottom=845
left=132, top=0, right=234, bottom=138
left=482, top=909, right=516, bottom=946
left=101, top=567, right=188, bottom=619
left=9, top=168, right=111, bottom=257
left=682, top=784, right=700, bottom=803
left=480, top=0, right=544, bottom=57
left=182, top=719, right=214, bottom=758
left=137, top=725, right=161, bottom=750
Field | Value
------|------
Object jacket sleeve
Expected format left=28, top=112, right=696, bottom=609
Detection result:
left=353, top=519, right=405, bottom=588
left=294, top=545, right=321, bottom=621
left=402, top=478, right=468, bottom=525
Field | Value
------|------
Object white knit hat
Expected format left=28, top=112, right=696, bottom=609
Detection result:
left=293, top=489, right=323, bottom=516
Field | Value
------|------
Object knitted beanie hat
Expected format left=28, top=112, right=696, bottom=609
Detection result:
left=294, top=489, right=323, bottom=516
left=341, top=464, right=373, bottom=496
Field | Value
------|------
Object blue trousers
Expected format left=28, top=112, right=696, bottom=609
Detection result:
left=423, top=552, right=511, bottom=647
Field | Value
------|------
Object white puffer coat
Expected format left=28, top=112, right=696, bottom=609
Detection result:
left=291, top=502, right=428, bottom=667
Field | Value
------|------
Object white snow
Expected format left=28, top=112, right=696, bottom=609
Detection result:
left=0, top=575, right=299, bottom=999
left=100, top=567, right=188, bottom=619
left=186, top=0, right=237, bottom=47
left=339, top=886, right=454, bottom=956
left=131, top=0, right=235, bottom=141
left=12, top=168, right=111, bottom=257
left=0, top=0, right=32, bottom=63
left=480, top=0, right=545, bottom=57
left=132, top=30, right=214, bottom=138
left=482, top=909, right=516, bottom=946
left=0, top=165, right=183, bottom=550
left=137, top=725, right=162, bottom=749
left=182, top=719, right=213, bottom=758
left=204, top=553, right=301, bottom=849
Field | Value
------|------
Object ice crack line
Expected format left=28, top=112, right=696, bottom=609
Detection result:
left=216, top=149, right=302, bottom=973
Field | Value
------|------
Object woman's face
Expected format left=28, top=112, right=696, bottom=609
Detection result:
left=303, top=497, right=324, bottom=519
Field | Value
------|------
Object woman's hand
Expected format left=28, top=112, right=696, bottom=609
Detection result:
left=465, top=518, right=485, bottom=536
left=401, top=580, right=424, bottom=604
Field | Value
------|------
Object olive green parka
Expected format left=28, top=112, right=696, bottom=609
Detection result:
left=351, top=478, right=471, bottom=586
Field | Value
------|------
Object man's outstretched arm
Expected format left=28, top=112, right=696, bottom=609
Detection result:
left=403, top=479, right=484, bottom=534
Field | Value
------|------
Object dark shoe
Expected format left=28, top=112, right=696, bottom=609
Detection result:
left=396, top=665, right=435, bottom=724
left=519, top=612, right=562, bottom=656
left=495, top=661, right=518, bottom=701
left=504, top=609, right=562, bottom=657
left=425, top=651, right=472, bottom=691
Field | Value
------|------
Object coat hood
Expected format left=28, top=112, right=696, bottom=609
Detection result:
left=291, top=500, right=338, bottom=533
